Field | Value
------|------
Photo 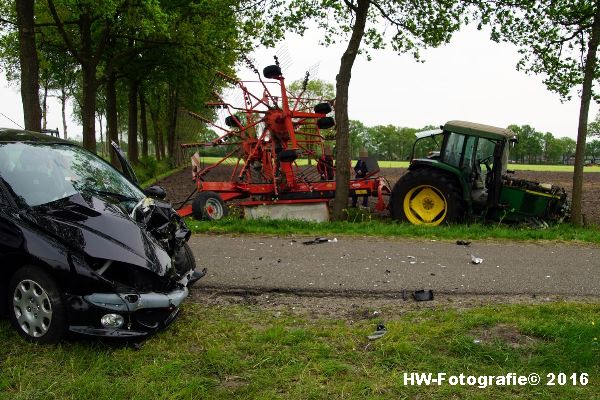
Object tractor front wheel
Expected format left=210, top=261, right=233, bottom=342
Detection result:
left=192, top=191, right=228, bottom=221
left=391, top=169, right=464, bottom=226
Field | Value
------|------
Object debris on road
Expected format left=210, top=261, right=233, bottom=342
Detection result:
left=367, top=323, right=387, bottom=340
left=471, top=254, right=484, bottom=264
left=302, top=237, right=337, bottom=245
left=413, top=289, right=434, bottom=301
left=456, top=240, right=472, bottom=246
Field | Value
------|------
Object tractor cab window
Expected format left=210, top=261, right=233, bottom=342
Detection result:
left=476, top=138, right=496, bottom=166
left=473, top=138, right=496, bottom=188
left=442, top=132, right=465, bottom=168
left=461, top=135, right=477, bottom=174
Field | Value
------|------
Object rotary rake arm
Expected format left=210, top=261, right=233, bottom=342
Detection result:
left=176, top=60, right=391, bottom=221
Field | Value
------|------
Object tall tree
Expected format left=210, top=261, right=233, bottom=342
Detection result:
left=45, top=0, right=116, bottom=152
left=488, top=0, right=600, bottom=225
left=265, top=0, right=470, bottom=219
left=15, top=0, right=42, bottom=131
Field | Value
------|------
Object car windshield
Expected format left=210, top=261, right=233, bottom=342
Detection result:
left=0, top=142, right=144, bottom=207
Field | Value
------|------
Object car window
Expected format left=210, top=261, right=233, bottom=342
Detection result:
left=0, top=142, right=144, bottom=207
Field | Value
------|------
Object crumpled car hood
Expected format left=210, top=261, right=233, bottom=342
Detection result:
left=27, top=193, right=171, bottom=276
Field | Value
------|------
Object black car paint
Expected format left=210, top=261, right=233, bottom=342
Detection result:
left=0, top=129, right=201, bottom=339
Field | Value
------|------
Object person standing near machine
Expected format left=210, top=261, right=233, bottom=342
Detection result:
left=317, top=146, right=334, bottom=180
left=351, top=149, right=369, bottom=207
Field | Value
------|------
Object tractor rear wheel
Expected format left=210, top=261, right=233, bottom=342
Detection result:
left=192, top=191, right=228, bottom=221
left=391, top=169, right=464, bottom=226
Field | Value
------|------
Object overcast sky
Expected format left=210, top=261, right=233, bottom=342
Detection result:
left=0, top=24, right=594, bottom=140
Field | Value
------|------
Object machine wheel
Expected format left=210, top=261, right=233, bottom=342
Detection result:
left=391, top=169, right=464, bottom=226
left=263, top=65, right=282, bottom=79
left=317, top=117, right=335, bottom=129
left=8, top=265, right=67, bottom=343
left=192, top=191, right=228, bottom=221
left=225, top=115, right=241, bottom=128
left=277, top=149, right=298, bottom=162
left=314, top=102, right=332, bottom=114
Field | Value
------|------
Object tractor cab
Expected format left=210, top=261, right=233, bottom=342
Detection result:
left=392, top=120, right=568, bottom=225
left=437, top=121, right=512, bottom=208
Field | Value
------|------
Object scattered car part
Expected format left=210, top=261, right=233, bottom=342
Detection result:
left=471, top=255, right=484, bottom=264
left=413, top=290, right=434, bottom=301
left=367, top=323, right=387, bottom=340
left=302, top=237, right=330, bottom=245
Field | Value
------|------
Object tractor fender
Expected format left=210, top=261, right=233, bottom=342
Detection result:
left=407, top=160, right=472, bottom=208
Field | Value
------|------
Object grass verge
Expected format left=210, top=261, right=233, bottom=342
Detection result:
left=186, top=216, right=600, bottom=244
left=140, top=165, right=186, bottom=188
left=0, top=302, right=598, bottom=399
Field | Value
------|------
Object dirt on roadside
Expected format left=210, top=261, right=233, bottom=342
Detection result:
left=156, top=166, right=600, bottom=224
left=189, top=288, right=597, bottom=321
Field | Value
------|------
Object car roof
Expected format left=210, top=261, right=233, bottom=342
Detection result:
left=0, top=128, right=72, bottom=144
left=443, top=120, right=514, bottom=140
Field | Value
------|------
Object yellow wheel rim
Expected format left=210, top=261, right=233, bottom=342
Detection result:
left=403, top=185, right=448, bottom=225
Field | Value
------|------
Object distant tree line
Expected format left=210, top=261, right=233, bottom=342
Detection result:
left=346, top=120, right=600, bottom=165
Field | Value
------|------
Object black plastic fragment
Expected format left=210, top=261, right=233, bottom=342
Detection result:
left=413, top=289, right=434, bottom=301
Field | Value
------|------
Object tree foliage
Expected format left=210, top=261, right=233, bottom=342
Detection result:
left=486, top=0, right=600, bottom=225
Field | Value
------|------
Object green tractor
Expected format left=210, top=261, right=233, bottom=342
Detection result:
left=390, top=120, right=569, bottom=225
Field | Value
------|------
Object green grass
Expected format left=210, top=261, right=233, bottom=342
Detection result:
left=186, top=216, right=600, bottom=244
left=0, top=302, right=598, bottom=399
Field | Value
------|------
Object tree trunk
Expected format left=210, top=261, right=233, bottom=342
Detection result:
left=15, top=0, right=41, bottom=131
left=98, top=114, right=104, bottom=156
left=106, top=72, right=120, bottom=166
left=127, top=79, right=139, bottom=164
left=148, top=102, right=163, bottom=161
left=60, top=86, right=68, bottom=139
left=42, top=81, right=48, bottom=130
left=166, top=86, right=178, bottom=159
left=139, top=89, right=149, bottom=159
left=571, top=5, right=600, bottom=226
left=81, top=63, right=98, bottom=152
left=331, top=0, right=370, bottom=220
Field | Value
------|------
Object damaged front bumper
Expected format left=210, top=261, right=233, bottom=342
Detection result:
left=66, top=285, right=191, bottom=338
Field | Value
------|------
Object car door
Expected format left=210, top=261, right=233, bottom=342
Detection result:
left=110, top=141, right=139, bottom=185
left=0, top=182, right=24, bottom=258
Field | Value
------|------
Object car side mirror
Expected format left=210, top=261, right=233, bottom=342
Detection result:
left=144, top=185, right=167, bottom=200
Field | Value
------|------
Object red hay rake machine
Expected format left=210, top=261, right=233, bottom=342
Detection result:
left=177, top=58, right=391, bottom=221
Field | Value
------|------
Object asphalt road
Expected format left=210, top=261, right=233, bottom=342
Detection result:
left=188, top=234, right=600, bottom=296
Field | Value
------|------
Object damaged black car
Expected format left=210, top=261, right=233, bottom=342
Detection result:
left=0, top=128, right=204, bottom=343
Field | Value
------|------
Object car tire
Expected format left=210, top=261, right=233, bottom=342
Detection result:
left=192, top=191, right=228, bottom=221
left=7, top=265, right=67, bottom=343
left=173, top=242, right=197, bottom=276
left=391, top=169, right=464, bottom=226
